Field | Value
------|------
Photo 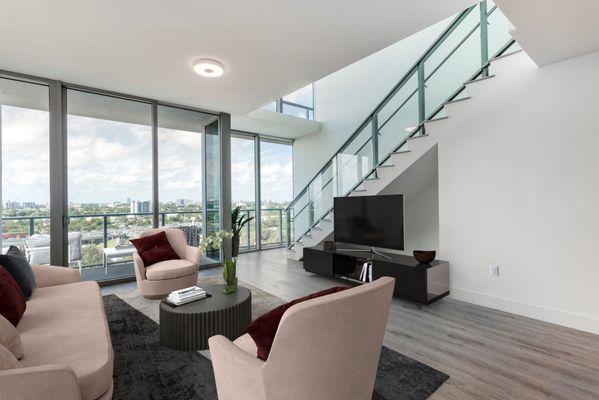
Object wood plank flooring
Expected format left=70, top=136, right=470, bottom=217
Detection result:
left=105, top=248, right=599, bottom=400
left=235, top=249, right=599, bottom=400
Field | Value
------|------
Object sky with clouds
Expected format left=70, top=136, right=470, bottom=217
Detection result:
left=1, top=105, right=293, bottom=205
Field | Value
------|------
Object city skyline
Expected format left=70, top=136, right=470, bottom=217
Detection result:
left=2, top=105, right=293, bottom=205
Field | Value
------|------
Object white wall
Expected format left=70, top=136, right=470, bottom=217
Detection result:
left=380, top=147, right=440, bottom=256
left=436, top=50, right=599, bottom=334
left=293, top=18, right=451, bottom=195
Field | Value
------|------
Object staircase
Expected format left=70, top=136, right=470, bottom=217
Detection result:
left=285, top=1, right=519, bottom=259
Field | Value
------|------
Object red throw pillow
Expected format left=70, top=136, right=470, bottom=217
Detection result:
left=0, top=266, right=26, bottom=326
left=130, top=231, right=180, bottom=267
left=245, top=286, right=349, bottom=360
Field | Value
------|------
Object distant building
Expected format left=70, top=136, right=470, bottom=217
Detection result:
left=130, top=200, right=151, bottom=214
left=4, top=201, right=20, bottom=210
left=176, top=199, right=191, bottom=208
left=2, top=200, right=34, bottom=209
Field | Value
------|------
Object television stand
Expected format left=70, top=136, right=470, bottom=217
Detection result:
left=334, top=246, right=392, bottom=260
left=302, top=244, right=449, bottom=305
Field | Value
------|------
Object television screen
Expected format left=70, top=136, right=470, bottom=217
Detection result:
left=334, top=195, right=404, bottom=250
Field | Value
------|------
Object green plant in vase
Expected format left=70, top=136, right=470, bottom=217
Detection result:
left=231, top=206, right=254, bottom=258
left=222, top=259, right=237, bottom=294
left=199, top=230, right=237, bottom=294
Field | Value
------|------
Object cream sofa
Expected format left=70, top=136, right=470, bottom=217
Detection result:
left=209, top=277, right=395, bottom=400
left=0, top=265, right=114, bottom=400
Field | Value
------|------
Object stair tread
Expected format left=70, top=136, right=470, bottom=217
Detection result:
left=426, top=116, right=448, bottom=123
left=444, top=96, right=471, bottom=105
left=491, top=49, right=523, bottom=61
left=466, top=74, right=495, bottom=85
left=407, top=134, right=430, bottom=140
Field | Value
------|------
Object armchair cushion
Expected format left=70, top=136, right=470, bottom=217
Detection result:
left=245, top=286, right=348, bottom=360
left=130, top=231, right=180, bottom=267
left=0, top=267, right=26, bottom=326
left=145, top=259, right=197, bottom=281
left=0, top=246, right=36, bottom=299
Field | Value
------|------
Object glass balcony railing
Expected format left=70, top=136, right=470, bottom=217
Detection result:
left=285, top=1, right=518, bottom=248
left=1, top=207, right=287, bottom=281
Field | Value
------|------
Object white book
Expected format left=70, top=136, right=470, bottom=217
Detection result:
left=170, top=290, right=205, bottom=301
left=171, top=286, right=204, bottom=296
left=167, top=293, right=207, bottom=305
left=168, top=290, right=206, bottom=300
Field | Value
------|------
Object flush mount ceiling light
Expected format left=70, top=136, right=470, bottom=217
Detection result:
left=193, top=59, right=224, bottom=78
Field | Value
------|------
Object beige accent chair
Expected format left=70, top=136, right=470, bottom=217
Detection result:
left=133, top=228, right=201, bottom=298
left=0, top=264, right=113, bottom=400
left=209, top=277, right=395, bottom=400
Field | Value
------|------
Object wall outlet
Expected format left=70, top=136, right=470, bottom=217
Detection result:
left=489, top=264, right=500, bottom=277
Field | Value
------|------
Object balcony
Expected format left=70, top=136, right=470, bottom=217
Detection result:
left=1, top=207, right=287, bottom=282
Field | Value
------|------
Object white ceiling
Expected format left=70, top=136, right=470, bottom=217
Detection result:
left=495, top=0, right=599, bottom=66
left=0, top=0, right=473, bottom=114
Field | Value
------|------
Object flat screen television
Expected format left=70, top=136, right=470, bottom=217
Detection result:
left=334, top=194, right=404, bottom=250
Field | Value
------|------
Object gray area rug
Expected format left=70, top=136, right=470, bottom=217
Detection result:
left=105, top=280, right=448, bottom=400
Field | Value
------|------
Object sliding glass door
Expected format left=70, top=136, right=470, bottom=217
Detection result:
left=66, top=90, right=153, bottom=280
left=0, top=78, right=51, bottom=260
left=157, top=105, right=220, bottom=266
left=231, top=134, right=257, bottom=251
left=0, top=68, right=228, bottom=282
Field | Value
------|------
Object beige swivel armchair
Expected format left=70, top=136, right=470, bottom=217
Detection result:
left=133, top=228, right=201, bottom=298
left=209, top=277, right=395, bottom=400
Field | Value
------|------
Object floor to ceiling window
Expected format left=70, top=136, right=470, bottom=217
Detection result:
left=230, top=132, right=293, bottom=252
left=260, top=139, right=293, bottom=247
left=0, top=78, right=51, bottom=259
left=231, top=134, right=257, bottom=251
left=157, top=105, right=220, bottom=266
left=67, top=90, right=154, bottom=281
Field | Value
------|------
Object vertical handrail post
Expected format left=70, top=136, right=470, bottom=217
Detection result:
left=102, top=215, right=108, bottom=248
left=246, top=210, right=250, bottom=249
left=309, top=200, right=314, bottom=231
left=29, top=218, right=35, bottom=237
left=371, top=115, right=379, bottom=177
left=417, top=62, right=426, bottom=129
left=286, top=208, right=291, bottom=247
left=160, top=212, right=165, bottom=227
left=278, top=208, right=283, bottom=245
left=480, top=0, right=489, bottom=77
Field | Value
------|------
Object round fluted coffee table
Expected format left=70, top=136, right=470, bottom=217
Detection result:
left=159, top=284, right=252, bottom=351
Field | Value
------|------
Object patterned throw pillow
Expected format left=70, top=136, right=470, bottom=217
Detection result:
left=130, top=231, right=180, bottom=267
left=0, top=266, right=26, bottom=326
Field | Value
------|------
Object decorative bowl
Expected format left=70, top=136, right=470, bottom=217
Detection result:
left=413, top=250, right=436, bottom=264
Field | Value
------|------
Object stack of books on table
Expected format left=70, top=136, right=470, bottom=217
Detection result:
left=167, top=286, right=207, bottom=306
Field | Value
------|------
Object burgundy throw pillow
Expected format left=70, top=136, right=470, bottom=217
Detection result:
left=245, top=286, right=349, bottom=360
left=130, top=231, right=180, bottom=267
left=0, top=266, right=26, bottom=326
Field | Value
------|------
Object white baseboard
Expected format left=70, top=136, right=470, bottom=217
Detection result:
left=450, top=287, right=599, bottom=335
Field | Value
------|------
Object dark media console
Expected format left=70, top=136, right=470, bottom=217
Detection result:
left=303, top=245, right=449, bottom=305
